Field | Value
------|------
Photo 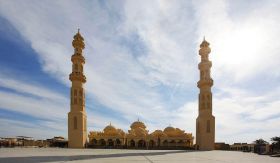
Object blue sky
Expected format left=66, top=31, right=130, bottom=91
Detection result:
left=0, top=0, right=280, bottom=144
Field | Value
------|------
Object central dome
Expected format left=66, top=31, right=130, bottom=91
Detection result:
left=130, top=120, right=146, bottom=129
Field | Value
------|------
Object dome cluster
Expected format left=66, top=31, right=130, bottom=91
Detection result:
left=88, top=120, right=194, bottom=149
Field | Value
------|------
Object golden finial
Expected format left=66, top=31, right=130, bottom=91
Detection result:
left=72, top=28, right=85, bottom=50
left=200, top=36, right=209, bottom=48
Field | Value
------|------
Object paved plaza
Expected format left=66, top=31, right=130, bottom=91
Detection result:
left=0, top=148, right=279, bottom=163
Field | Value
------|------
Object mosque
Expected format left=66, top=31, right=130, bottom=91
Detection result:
left=88, top=121, right=193, bottom=149
left=67, top=30, right=215, bottom=150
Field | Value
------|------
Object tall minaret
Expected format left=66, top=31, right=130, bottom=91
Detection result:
left=196, top=38, right=215, bottom=150
left=68, top=29, right=87, bottom=148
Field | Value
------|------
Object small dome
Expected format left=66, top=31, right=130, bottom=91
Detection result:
left=103, top=124, right=117, bottom=133
left=130, top=120, right=146, bottom=129
left=164, top=126, right=176, bottom=133
left=151, top=130, right=166, bottom=137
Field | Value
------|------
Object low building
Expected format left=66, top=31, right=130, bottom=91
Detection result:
left=215, top=142, right=230, bottom=150
left=230, top=143, right=254, bottom=152
left=48, top=136, right=67, bottom=148
left=88, top=120, right=194, bottom=149
left=0, top=137, right=19, bottom=147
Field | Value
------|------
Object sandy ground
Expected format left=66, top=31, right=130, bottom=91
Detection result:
left=0, top=148, right=279, bottom=163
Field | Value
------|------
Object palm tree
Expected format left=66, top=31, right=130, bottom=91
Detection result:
left=253, top=139, right=268, bottom=154
left=254, top=139, right=268, bottom=145
left=271, top=136, right=280, bottom=153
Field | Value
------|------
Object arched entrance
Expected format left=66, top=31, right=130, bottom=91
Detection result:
left=130, top=140, right=135, bottom=147
left=116, top=139, right=121, bottom=146
left=169, top=140, right=176, bottom=147
left=186, top=140, right=191, bottom=147
left=138, top=140, right=146, bottom=148
left=99, top=139, right=106, bottom=146
left=163, top=140, right=168, bottom=146
left=149, top=140, right=155, bottom=148
left=108, top=139, right=114, bottom=147
left=92, top=139, right=97, bottom=145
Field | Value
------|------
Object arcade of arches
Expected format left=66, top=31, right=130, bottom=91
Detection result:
left=88, top=120, right=194, bottom=149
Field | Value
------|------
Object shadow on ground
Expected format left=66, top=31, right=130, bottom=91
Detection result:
left=0, top=150, right=193, bottom=162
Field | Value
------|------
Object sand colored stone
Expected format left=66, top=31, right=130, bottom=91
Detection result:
left=196, top=39, right=215, bottom=150
left=68, top=30, right=87, bottom=148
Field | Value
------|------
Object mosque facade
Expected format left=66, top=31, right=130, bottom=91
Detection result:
left=88, top=121, right=194, bottom=149
left=68, top=31, right=215, bottom=150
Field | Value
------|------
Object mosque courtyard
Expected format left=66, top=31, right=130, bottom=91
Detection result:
left=0, top=148, right=278, bottom=163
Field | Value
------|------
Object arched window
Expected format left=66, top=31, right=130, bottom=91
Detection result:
left=200, top=71, right=204, bottom=79
left=130, top=140, right=135, bottom=147
left=74, top=116, right=77, bottom=130
left=197, top=122, right=200, bottom=133
left=74, top=89, right=77, bottom=96
left=84, top=118, right=86, bottom=131
left=207, top=120, right=210, bottom=133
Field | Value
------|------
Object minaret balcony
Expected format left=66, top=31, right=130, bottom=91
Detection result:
left=198, top=61, right=212, bottom=70
left=197, top=79, right=213, bottom=88
left=71, top=54, right=85, bottom=64
left=69, top=72, right=86, bottom=83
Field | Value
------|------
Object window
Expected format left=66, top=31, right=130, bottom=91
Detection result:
left=74, top=89, right=77, bottom=96
left=200, top=71, right=204, bottom=79
left=84, top=118, right=86, bottom=131
left=74, top=64, right=78, bottom=71
left=79, top=90, right=82, bottom=96
left=74, top=98, right=77, bottom=104
left=197, top=122, right=200, bottom=133
left=74, top=116, right=77, bottom=129
left=207, top=120, right=210, bottom=133
left=207, top=102, right=210, bottom=109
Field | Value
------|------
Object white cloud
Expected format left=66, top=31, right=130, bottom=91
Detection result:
left=0, top=73, right=67, bottom=102
left=193, top=0, right=280, bottom=82
left=214, top=86, right=280, bottom=143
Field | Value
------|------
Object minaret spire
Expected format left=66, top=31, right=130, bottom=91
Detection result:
left=196, top=38, right=215, bottom=150
left=68, top=30, right=87, bottom=148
